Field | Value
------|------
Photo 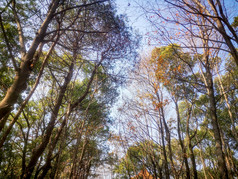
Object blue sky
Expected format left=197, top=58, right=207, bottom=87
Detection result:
left=115, top=0, right=238, bottom=50
left=115, top=0, right=153, bottom=50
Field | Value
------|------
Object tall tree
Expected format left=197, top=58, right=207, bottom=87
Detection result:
left=0, top=0, right=138, bottom=178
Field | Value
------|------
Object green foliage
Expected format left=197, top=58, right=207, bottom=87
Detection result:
left=113, top=140, right=161, bottom=178
left=231, top=16, right=238, bottom=28
left=114, top=40, right=238, bottom=178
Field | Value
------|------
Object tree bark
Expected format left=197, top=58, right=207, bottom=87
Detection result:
left=22, top=60, right=74, bottom=179
left=206, top=0, right=238, bottom=66
left=154, top=88, right=175, bottom=178
left=0, top=0, right=60, bottom=126
left=38, top=105, right=70, bottom=179
left=0, top=41, right=56, bottom=147
left=159, top=115, right=170, bottom=179
left=185, top=101, right=198, bottom=179
left=206, top=66, right=228, bottom=179
left=174, top=99, right=190, bottom=179
left=216, top=64, right=238, bottom=142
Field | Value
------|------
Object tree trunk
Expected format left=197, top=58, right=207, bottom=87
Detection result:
left=50, top=130, right=66, bottom=179
left=174, top=99, right=190, bottom=179
left=22, top=60, right=74, bottom=179
left=188, top=142, right=197, bottom=179
left=185, top=102, right=198, bottom=179
left=0, top=0, right=60, bottom=124
left=159, top=115, right=170, bottom=179
left=197, top=142, right=208, bottom=179
left=0, top=41, right=56, bottom=148
left=206, top=67, right=228, bottom=179
left=38, top=104, right=70, bottom=179
left=155, top=88, right=176, bottom=178
left=206, top=0, right=238, bottom=66
left=216, top=64, right=238, bottom=142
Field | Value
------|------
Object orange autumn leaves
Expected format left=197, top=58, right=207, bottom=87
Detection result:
left=152, top=99, right=169, bottom=110
left=144, top=45, right=185, bottom=111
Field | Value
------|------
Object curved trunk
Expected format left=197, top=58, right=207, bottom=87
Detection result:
left=0, top=0, right=60, bottom=125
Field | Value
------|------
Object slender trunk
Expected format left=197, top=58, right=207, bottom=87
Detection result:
left=49, top=58, right=99, bottom=178
left=206, top=67, right=228, bottom=179
left=34, top=157, right=43, bottom=179
left=149, top=153, right=159, bottom=179
left=22, top=60, right=74, bottom=179
left=198, top=15, right=228, bottom=177
left=20, top=119, right=30, bottom=179
left=69, top=121, right=85, bottom=179
left=50, top=128, right=66, bottom=179
left=162, top=104, right=177, bottom=178
left=227, top=145, right=238, bottom=177
left=220, top=129, right=233, bottom=178
left=50, top=153, right=60, bottom=179
left=159, top=116, right=170, bottom=179
left=84, top=158, right=93, bottom=179
left=154, top=88, right=176, bottom=178
left=187, top=127, right=198, bottom=179
left=198, top=143, right=208, bottom=179
left=174, top=99, right=190, bottom=179
left=184, top=100, right=198, bottom=179
left=38, top=110, right=69, bottom=179
left=188, top=142, right=197, bottom=179
left=71, top=139, right=88, bottom=179
left=216, top=64, right=238, bottom=142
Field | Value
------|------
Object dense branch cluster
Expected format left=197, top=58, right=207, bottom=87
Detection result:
left=0, top=0, right=237, bottom=179
left=113, top=0, right=238, bottom=179
left=0, top=0, right=138, bottom=178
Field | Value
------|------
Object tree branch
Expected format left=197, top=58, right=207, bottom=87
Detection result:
left=12, top=0, right=26, bottom=57
left=0, top=14, right=18, bottom=71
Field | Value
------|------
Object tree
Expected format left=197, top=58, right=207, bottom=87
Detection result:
left=113, top=43, right=238, bottom=178
left=137, top=0, right=238, bottom=177
left=0, top=0, right=134, bottom=132
left=114, top=140, right=162, bottom=179
left=143, top=0, right=238, bottom=65
left=0, top=0, right=138, bottom=178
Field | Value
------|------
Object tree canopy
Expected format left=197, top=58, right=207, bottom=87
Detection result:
left=0, top=0, right=237, bottom=178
